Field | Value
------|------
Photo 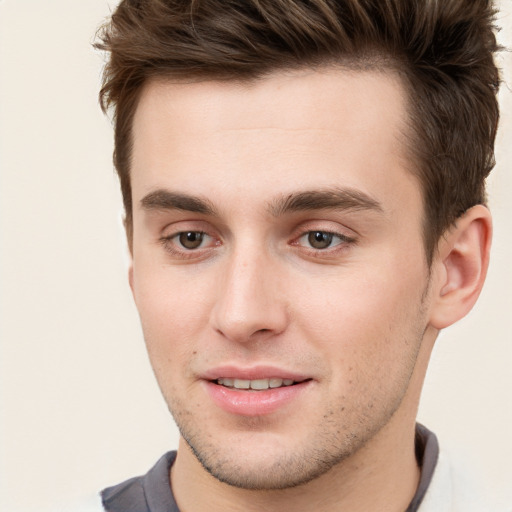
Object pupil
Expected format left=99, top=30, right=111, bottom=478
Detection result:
left=309, top=231, right=332, bottom=249
left=180, top=231, right=203, bottom=249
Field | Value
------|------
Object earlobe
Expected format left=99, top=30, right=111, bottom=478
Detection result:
left=429, top=205, right=492, bottom=330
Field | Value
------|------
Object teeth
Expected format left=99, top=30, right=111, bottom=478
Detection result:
left=234, top=379, right=250, bottom=389
left=217, top=378, right=297, bottom=390
left=250, top=379, right=270, bottom=390
left=269, top=378, right=283, bottom=388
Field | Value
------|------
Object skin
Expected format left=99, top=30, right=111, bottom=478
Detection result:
left=128, top=68, right=492, bottom=512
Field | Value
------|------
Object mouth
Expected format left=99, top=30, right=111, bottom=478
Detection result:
left=202, top=366, right=313, bottom=415
left=215, top=377, right=306, bottom=390
left=205, top=376, right=312, bottom=416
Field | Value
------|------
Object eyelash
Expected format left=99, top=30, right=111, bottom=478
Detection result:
left=159, top=231, right=218, bottom=259
left=293, top=230, right=356, bottom=256
left=159, top=228, right=357, bottom=259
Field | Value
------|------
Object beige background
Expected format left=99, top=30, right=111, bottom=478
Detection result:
left=0, top=1, right=511, bottom=510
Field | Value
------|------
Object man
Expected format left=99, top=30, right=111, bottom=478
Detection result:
left=92, top=0, right=503, bottom=510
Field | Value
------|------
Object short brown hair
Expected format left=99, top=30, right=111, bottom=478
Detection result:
left=96, top=0, right=501, bottom=263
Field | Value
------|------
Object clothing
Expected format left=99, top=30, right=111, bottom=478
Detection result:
left=94, top=425, right=503, bottom=511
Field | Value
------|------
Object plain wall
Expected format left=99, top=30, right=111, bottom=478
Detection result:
left=0, top=1, right=511, bottom=510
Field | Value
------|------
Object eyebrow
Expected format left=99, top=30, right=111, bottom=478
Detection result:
left=268, top=187, right=383, bottom=216
left=140, top=190, right=217, bottom=215
left=140, top=186, right=383, bottom=217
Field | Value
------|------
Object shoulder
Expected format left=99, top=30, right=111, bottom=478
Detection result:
left=100, top=451, right=178, bottom=512
left=419, top=446, right=508, bottom=512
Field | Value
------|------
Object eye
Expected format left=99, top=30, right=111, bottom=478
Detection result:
left=298, top=230, right=348, bottom=250
left=178, top=231, right=206, bottom=250
left=159, top=230, right=216, bottom=256
left=306, top=231, right=335, bottom=249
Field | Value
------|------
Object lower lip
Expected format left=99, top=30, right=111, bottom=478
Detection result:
left=204, top=380, right=311, bottom=416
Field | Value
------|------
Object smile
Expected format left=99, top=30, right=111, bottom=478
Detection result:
left=206, top=377, right=312, bottom=416
left=216, top=378, right=297, bottom=390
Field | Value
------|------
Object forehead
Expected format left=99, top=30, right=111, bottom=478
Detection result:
left=130, top=67, right=420, bottom=217
left=133, top=67, right=409, bottom=142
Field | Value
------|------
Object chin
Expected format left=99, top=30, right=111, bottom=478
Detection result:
left=178, top=422, right=366, bottom=490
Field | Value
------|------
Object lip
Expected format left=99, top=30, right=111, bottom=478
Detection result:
left=201, top=365, right=313, bottom=416
left=200, top=365, right=310, bottom=382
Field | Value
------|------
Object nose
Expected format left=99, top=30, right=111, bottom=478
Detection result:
left=211, top=247, right=289, bottom=344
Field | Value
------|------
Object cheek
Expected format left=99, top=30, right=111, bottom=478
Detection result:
left=132, top=265, right=215, bottom=367
left=295, top=261, right=428, bottom=377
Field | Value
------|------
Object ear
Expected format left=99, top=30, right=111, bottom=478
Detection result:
left=123, top=214, right=135, bottom=295
left=429, top=205, right=492, bottom=330
left=128, top=263, right=134, bottom=294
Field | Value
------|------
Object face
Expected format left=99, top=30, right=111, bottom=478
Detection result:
left=129, top=68, right=436, bottom=490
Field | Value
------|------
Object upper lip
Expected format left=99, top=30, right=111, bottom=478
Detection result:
left=200, top=365, right=311, bottom=382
